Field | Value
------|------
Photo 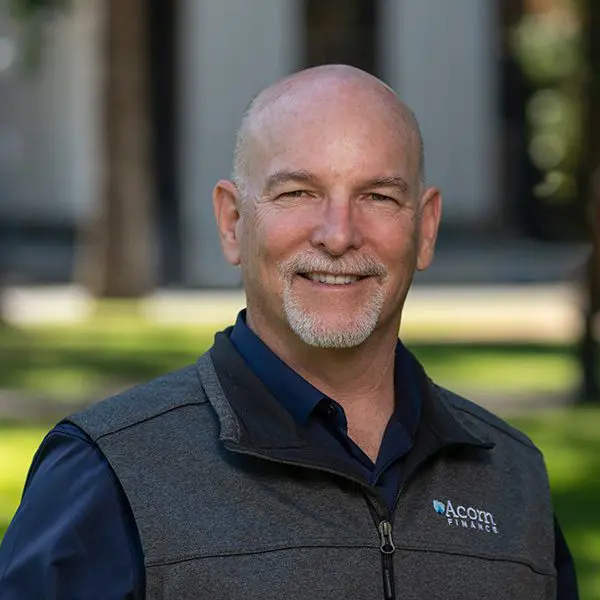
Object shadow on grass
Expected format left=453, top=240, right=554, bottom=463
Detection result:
left=550, top=453, right=600, bottom=600
left=553, top=483, right=600, bottom=599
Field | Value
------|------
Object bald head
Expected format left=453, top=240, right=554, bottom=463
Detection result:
left=232, top=65, right=425, bottom=200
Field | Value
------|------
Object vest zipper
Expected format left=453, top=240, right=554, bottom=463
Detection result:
left=375, top=459, right=435, bottom=600
left=223, top=442, right=399, bottom=599
left=378, top=520, right=396, bottom=600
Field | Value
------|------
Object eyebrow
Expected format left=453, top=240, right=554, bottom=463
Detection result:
left=262, top=170, right=411, bottom=195
left=263, top=170, right=321, bottom=195
left=361, top=176, right=410, bottom=195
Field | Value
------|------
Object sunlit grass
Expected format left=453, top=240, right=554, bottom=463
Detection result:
left=0, top=319, right=215, bottom=399
left=0, top=425, right=48, bottom=538
left=0, top=314, right=582, bottom=399
left=416, top=345, right=578, bottom=393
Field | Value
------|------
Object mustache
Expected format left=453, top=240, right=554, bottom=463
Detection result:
left=280, top=253, right=387, bottom=278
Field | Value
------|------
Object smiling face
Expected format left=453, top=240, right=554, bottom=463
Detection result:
left=214, top=68, right=441, bottom=351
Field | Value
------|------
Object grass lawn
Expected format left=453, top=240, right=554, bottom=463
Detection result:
left=0, top=312, right=581, bottom=400
left=0, top=424, right=47, bottom=540
left=0, top=312, right=597, bottom=594
left=0, top=315, right=216, bottom=400
left=1, top=408, right=599, bottom=598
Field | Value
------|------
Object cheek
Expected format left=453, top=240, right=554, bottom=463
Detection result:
left=239, top=210, right=307, bottom=300
left=367, top=213, right=419, bottom=266
left=254, top=208, right=314, bottom=261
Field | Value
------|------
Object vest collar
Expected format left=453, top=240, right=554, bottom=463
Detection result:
left=199, top=330, right=493, bottom=470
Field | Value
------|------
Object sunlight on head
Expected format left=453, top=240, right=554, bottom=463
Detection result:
left=232, top=65, right=426, bottom=204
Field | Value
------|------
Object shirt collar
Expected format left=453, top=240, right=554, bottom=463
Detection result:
left=229, top=310, right=420, bottom=438
left=230, top=311, right=323, bottom=425
left=204, top=329, right=493, bottom=459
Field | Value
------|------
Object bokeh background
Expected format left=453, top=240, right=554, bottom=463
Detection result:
left=0, top=0, right=599, bottom=597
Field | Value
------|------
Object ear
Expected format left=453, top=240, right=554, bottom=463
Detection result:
left=213, top=179, right=242, bottom=266
left=416, top=186, right=442, bottom=271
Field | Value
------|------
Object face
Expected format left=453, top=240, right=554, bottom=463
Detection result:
left=214, top=81, right=441, bottom=349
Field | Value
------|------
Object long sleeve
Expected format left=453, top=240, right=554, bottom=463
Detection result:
left=0, top=423, right=144, bottom=599
left=555, top=515, right=579, bottom=600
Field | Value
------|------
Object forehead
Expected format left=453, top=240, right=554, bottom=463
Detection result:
left=247, top=82, right=418, bottom=188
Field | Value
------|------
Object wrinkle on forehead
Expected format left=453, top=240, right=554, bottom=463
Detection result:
left=233, top=65, right=425, bottom=200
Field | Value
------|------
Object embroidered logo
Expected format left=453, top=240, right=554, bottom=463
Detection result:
left=432, top=498, right=499, bottom=534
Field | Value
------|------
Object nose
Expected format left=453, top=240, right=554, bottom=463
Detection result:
left=311, top=196, right=364, bottom=256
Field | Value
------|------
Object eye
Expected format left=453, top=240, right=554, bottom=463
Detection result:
left=278, top=190, right=312, bottom=199
left=368, top=193, right=396, bottom=203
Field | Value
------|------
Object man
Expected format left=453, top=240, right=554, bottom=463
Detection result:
left=0, top=65, right=577, bottom=599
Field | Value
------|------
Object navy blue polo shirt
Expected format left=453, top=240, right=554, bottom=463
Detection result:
left=229, top=311, right=420, bottom=511
left=0, top=313, right=579, bottom=599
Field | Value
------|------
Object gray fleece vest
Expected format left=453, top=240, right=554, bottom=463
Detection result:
left=67, top=332, right=556, bottom=600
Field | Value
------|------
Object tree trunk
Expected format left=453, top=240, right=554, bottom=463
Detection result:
left=76, top=0, right=155, bottom=298
left=578, top=0, right=600, bottom=401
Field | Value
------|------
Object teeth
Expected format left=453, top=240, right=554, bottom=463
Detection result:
left=305, top=273, right=359, bottom=285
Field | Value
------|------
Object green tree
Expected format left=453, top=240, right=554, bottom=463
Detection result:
left=11, top=0, right=156, bottom=298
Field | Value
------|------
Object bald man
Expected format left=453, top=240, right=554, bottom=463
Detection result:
left=0, top=66, right=577, bottom=600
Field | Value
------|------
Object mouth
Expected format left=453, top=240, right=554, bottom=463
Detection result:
left=297, top=272, right=369, bottom=286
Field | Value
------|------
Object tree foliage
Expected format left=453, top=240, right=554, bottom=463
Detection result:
left=9, top=0, right=69, bottom=15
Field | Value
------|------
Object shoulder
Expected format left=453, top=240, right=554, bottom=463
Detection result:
left=66, top=361, right=208, bottom=441
left=0, top=423, right=143, bottom=598
left=435, top=384, right=542, bottom=455
left=23, top=422, right=121, bottom=496
left=5, top=422, right=126, bottom=536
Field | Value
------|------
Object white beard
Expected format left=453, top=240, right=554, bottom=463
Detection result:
left=281, top=279, right=385, bottom=348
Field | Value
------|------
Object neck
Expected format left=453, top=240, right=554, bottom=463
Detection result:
left=245, top=308, right=401, bottom=416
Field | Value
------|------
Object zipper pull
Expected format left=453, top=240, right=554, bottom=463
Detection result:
left=378, top=520, right=395, bottom=554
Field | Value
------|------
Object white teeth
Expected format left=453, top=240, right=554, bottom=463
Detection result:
left=305, top=273, right=359, bottom=285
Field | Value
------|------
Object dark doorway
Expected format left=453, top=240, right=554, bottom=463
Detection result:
left=304, top=0, right=378, bottom=76
left=148, top=0, right=181, bottom=284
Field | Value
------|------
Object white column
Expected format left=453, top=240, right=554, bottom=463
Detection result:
left=63, top=0, right=103, bottom=224
left=379, top=0, right=499, bottom=227
left=178, top=0, right=303, bottom=287
left=0, top=0, right=100, bottom=224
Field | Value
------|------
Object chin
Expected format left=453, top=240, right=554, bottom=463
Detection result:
left=281, top=281, right=387, bottom=348
left=284, top=306, right=381, bottom=349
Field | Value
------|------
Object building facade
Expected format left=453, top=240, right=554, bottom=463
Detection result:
left=0, top=0, right=502, bottom=287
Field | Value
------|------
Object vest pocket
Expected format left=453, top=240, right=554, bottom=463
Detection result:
left=393, top=546, right=556, bottom=600
left=146, top=545, right=383, bottom=600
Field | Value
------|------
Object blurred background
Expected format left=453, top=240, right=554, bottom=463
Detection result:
left=0, top=0, right=599, bottom=596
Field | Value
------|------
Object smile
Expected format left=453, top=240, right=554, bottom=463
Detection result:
left=300, top=272, right=364, bottom=285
